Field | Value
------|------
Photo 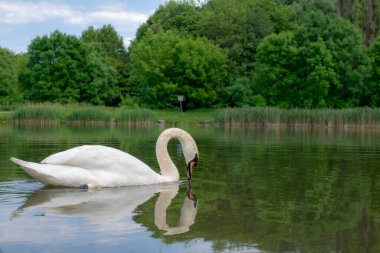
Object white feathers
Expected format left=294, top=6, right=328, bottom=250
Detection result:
left=10, top=128, right=199, bottom=187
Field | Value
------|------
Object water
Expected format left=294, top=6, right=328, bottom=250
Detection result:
left=1, top=124, right=380, bottom=253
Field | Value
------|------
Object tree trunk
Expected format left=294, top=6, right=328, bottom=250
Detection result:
left=364, top=0, right=375, bottom=46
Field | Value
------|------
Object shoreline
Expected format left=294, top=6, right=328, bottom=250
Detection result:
left=2, top=105, right=380, bottom=129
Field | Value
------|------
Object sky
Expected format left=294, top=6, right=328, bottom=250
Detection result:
left=0, top=0, right=169, bottom=53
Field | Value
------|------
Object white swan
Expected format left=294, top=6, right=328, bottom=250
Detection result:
left=10, top=128, right=199, bottom=188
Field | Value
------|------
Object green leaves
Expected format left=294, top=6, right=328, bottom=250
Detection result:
left=22, top=31, right=116, bottom=105
left=254, top=32, right=299, bottom=108
left=253, top=11, right=369, bottom=109
left=82, top=25, right=127, bottom=61
left=81, top=25, right=129, bottom=105
left=129, top=31, right=227, bottom=109
left=0, top=48, right=22, bottom=105
left=365, top=35, right=380, bottom=106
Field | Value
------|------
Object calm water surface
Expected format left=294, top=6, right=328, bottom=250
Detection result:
left=0, top=124, right=380, bottom=253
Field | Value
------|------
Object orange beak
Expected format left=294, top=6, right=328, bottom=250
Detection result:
left=190, top=160, right=195, bottom=175
left=187, top=160, right=196, bottom=180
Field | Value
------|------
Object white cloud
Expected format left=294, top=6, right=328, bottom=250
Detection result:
left=0, top=1, right=74, bottom=24
left=0, top=1, right=151, bottom=50
left=64, top=10, right=148, bottom=27
left=0, top=1, right=148, bottom=27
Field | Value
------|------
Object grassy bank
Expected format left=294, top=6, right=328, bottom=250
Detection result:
left=6, top=103, right=213, bottom=126
left=0, top=111, right=11, bottom=122
left=4, top=104, right=380, bottom=128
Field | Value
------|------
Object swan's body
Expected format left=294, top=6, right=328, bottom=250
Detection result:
left=10, top=128, right=199, bottom=188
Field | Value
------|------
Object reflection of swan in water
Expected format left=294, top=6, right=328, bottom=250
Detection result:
left=155, top=182, right=197, bottom=235
left=14, top=182, right=197, bottom=235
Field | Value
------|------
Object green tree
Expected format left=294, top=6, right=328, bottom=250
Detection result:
left=365, top=35, right=380, bottom=106
left=81, top=25, right=127, bottom=60
left=254, top=11, right=369, bottom=108
left=81, top=24, right=128, bottom=106
left=135, top=0, right=201, bottom=41
left=322, top=17, right=370, bottom=107
left=297, top=39, right=338, bottom=108
left=0, top=47, right=22, bottom=105
left=129, top=31, right=228, bottom=109
left=253, top=32, right=300, bottom=108
left=199, top=0, right=296, bottom=75
left=22, top=31, right=116, bottom=105
left=253, top=32, right=339, bottom=108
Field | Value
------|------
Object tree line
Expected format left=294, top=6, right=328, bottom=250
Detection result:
left=1, top=0, right=380, bottom=109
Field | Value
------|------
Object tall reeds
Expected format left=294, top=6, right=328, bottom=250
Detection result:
left=66, top=108, right=112, bottom=125
left=215, top=107, right=380, bottom=128
left=9, top=104, right=156, bottom=126
left=10, top=106, right=61, bottom=125
left=8, top=105, right=380, bottom=128
left=116, top=109, right=154, bottom=126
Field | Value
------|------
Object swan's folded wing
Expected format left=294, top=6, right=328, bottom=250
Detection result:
left=41, top=145, right=153, bottom=174
left=10, top=157, right=96, bottom=187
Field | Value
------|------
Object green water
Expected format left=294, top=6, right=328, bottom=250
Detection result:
left=1, top=124, right=380, bottom=253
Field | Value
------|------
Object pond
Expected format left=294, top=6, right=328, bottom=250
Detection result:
left=0, top=124, right=380, bottom=253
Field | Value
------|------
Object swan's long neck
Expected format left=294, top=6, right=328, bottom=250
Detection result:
left=155, top=128, right=198, bottom=181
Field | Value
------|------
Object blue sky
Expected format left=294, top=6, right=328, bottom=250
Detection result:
left=0, top=0, right=168, bottom=53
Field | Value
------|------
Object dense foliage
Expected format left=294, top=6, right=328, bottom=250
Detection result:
left=20, top=31, right=116, bottom=105
left=81, top=25, right=129, bottom=105
left=253, top=12, right=370, bottom=108
left=1, top=0, right=380, bottom=109
left=129, top=31, right=227, bottom=109
left=0, top=48, right=22, bottom=105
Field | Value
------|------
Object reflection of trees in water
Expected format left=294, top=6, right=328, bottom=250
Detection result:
left=249, top=141, right=379, bottom=251
left=249, top=145, right=380, bottom=252
left=135, top=129, right=380, bottom=252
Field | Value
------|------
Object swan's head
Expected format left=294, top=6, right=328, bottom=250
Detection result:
left=178, top=129, right=199, bottom=181
left=186, top=153, right=198, bottom=180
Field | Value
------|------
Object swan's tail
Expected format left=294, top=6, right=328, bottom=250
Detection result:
left=10, top=157, right=42, bottom=175
left=10, top=157, right=34, bottom=169
left=10, top=157, right=53, bottom=184
left=10, top=157, right=94, bottom=187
